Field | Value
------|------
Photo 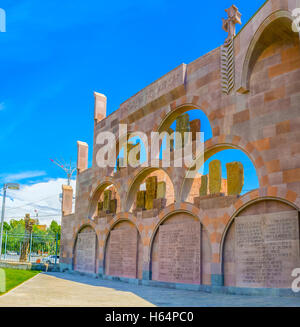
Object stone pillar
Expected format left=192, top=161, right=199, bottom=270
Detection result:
left=157, top=181, right=166, bottom=199
left=77, top=141, right=88, bottom=174
left=209, top=160, right=222, bottom=195
left=103, top=190, right=112, bottom=213
left=97, top=201, right=103, bottom=216
left=226, top=161, right=244, bottom=195
left=145, top=176, right=157, bottom=210
left=136, top=191, right=146, bottom=210
left=175, top=114, right=190, bottom=149
left=94, top=92, right=107, bottom=123
left=110, top=199, right=117, bottom=214
left=199, top=175, right=208, bottom=196
left=62, top=185, right=73, bottom=216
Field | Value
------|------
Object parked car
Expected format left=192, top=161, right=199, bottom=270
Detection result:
left=42, top=255, right=59, bottom=264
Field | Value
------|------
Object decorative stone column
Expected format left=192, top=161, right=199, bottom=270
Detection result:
left=94, top=92, right=107, bottom=123
left=62, top=185, right=73, bottom=216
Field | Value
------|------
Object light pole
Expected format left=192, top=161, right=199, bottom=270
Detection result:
left=0, top=183, right=20, bottom=259
left=50, top=158, right=76, bottom=186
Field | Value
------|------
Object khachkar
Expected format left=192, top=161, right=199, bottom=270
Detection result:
left=136, top=177, right=167, bottom=211
left=221, top=5, right=241, bottom=94
left=19, top=214, right=34, bottom=262
left=198, top=160, right=244, bottom=197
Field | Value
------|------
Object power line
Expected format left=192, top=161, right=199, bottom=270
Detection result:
left=5, top=213, right=61, bottom=219
left=4, top=194, right=60, bottom=212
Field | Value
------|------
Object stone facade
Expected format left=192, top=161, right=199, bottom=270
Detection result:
left=60, top=0, right=300, bottom=296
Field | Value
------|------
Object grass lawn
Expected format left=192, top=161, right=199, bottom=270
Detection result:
left=0, top=268, right=40, bottom=295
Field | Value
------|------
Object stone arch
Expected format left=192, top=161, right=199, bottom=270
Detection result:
left=156, top=103, right=213, bottom=136
left=104, top=217, right=143, bottom=279
left=221, top=196, right=300, bottom=288
left=88, top=179, right=122, bottom=218
left=237, top=10, right=295, bottom=93
left=180, top=135, right=262, bottom=202
left=125, top=167, right=175, bottom=212
left=73, top=223, right=98, bottom=274
left=149, top=208, right=212, bottom=285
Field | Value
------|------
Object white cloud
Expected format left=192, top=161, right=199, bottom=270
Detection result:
left=0, top=170, right=46, bottom=183
left=1, top=178, right=76, bottom=226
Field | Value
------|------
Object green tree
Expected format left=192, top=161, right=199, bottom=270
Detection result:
left=49, top=220, right=61, bottom=240
left=3, top=222, right=11, bottom=232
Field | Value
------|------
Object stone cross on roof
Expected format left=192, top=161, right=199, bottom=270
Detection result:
left=222, top=5, right=242, bottom=44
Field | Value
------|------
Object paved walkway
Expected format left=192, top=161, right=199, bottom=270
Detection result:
left=0, top=272, right=300, bottom=307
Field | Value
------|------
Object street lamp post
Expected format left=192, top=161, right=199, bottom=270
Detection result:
left=0, top=183, right=20, bottom=259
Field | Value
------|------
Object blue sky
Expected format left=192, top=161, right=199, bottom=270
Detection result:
left=0, top=0, right=265, bottom=222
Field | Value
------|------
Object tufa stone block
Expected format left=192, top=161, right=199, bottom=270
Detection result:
left=199, top=175, right=208, bottom=196
left=153, top=198, right=167, bottom=211
left=175, top=113, right=190, bottom=149
left=145, top=176, right=157, bottom=210
left=226, top=161, right=244, bottom=195
left=136, top=190, right=146, bottom=209
left=103, top=190, right=112, bottom=212
left=97, top=201, right=103, bottom=216
left=110, top=199, right=117, bottom=214
left=209, top=160, right=222, bottom=195
left=157, top=181, right=166, bottom=199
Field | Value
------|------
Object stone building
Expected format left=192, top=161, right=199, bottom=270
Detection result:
left=60, top=0, right=300, bottom=296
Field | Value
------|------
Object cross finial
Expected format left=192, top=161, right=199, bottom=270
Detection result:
left=222, top=5, right=242, bottom=44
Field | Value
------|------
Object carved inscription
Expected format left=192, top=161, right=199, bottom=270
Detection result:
left=75, top=231, right=96, bottom=273
left=108, top=229, right=138, bottom=278
left=158, top=222, right=201, bottom=284
left=235, top=211, right=300, bottom=288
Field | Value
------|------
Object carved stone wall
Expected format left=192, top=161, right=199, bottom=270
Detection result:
left=74, top=227, right=97, bottom=274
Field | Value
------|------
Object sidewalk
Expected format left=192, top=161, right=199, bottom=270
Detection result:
left=0, top=272, right=299, bottom=307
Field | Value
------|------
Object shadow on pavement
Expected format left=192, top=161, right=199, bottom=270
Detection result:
left=42, top=272, right=300, bottom=307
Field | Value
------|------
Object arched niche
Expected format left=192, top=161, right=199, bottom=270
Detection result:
left=125, top=167, right=175, bottom=212
left=104, top=220, right=143, bottom=279
left=222, top=199, right=300, bottom=288
left=239, top=11, right=298, bottom=93
left=180, top=141, right=260, bottom=202
left=158, top=104, right=211, bottom=136
left=157, top=106, right=212, bottom=159
left=73, top=225, right=98, bottom=274
left=185, top=149, right=259, bottom=203
left=150, top=212, right=211, bottom=285
left=88, top=182, right=121, bottom=219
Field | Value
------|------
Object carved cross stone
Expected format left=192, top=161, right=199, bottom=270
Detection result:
left=222, top=5, right=242, bottom=44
